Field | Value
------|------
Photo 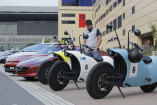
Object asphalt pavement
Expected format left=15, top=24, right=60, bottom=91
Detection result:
left=1, top=64, right=157, bottom=105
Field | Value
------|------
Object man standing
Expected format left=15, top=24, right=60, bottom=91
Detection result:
left=83, top=19, right=102, bottom=60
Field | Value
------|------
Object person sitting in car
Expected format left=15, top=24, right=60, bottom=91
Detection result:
left=83, top=19, right=103, bottom=61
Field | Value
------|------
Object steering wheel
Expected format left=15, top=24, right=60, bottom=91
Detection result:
left=129, top=42, right=143, bottom=52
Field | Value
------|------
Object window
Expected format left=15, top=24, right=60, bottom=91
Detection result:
left=62, top=0, right=93, bottom=6
left=62, top=14, right=75, bottom=17
left=123, top=12, right=125, bottom=19
left=106, top=9, right=110, bottom=15
left=109, top=22, right=113, bottom=32
left=62, top=21, right=75, bottom=24
left=113, top=19, right=117, bottom=30
left=132, top=25, right=135, bottom=32
left=123, top=29, right=125, bottom=36
left=113, top=1, right=117, bottom=8
left=118, top=0, right=122, bottom=4
left=123, top=0, right=125, bottom=6
left=118, top=15, right=122, bottom=28
left=106, top=25, right=109, bottom=34
left=132, top=6, right=135, bottom=14
left=110, top=6, right=113, bottom=12
left=106, top=0, right=109, bottom=5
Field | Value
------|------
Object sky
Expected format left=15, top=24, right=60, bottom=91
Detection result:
left=1, top=0, right=58, bottom=6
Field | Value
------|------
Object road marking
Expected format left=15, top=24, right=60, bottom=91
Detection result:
left=3, top=72, right=74, bottom=105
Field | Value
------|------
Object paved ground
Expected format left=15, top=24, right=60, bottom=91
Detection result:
left=1, top=64, right=157, bottom=105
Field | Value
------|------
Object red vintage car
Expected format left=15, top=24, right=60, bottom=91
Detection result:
left=4, top=43, right=52, bottom=73
left=16, top=48, right=108, bottom=80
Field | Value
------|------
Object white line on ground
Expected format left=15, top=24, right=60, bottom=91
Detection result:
left=3, top=72, right=74, bottom=105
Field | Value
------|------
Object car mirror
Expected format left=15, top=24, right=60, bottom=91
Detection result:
left=107, top=23, right=113, bottom=29
left=83, top=34, right=89, bottom=39
left=64, top=30, right=69, bottom=36
left=134, top=29, right=141, bottom=36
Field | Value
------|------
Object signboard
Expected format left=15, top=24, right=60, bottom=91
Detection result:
left=79, top=14, right=86, bottom=28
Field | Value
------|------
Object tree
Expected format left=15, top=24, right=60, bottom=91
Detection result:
left=150, top=22, right=157, bottom=47
left=44, top=39, right=50, bottom=43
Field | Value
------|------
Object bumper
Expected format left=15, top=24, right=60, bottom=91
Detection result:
left=4, top=62, right=18, bottom=73
left=16, top=66, right=38, bottom=77
left=5, top=67, right=16, bottom=73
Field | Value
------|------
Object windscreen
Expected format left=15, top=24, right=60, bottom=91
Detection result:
left=21, top=44, right=51, bottom=52
left=36, top=47, right=61, bottom=55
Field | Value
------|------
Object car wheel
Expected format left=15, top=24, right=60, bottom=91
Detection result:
left=48, top=61, right=70, bottom=91
left=37, top=60, right=55, bottom=84
left=140, top=83, right=157, bottom=93
left=86, top=62, right=114, bottom=99
left=24, top=77, right=35, bottom=80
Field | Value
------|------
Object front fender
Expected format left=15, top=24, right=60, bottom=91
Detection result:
left=53, top=52, right=70, bottom=63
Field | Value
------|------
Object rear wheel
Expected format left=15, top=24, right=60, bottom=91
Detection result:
left=24, top=77, right=35, bottom=80
left=37, top=60, right=55, bottom=84
left=48, top=61, right=70, bottom=91
left=86, top=62, right=114, bottom=99
left=140, top=83, right=157, bottom=93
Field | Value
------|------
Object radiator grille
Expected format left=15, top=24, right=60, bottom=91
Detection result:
left=114, top=54, right=127, bottom=82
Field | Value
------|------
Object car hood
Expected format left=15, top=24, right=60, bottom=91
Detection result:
left=16, top=55, right=56, bottom=67
left=0, top=56, right=8, bottom=59
left=7, top=52, right=37, bottom=62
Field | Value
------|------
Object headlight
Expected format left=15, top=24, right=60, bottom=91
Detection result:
left=64, top=52, right=71, bottom=57
left=107, top=49, right=114, bottom=56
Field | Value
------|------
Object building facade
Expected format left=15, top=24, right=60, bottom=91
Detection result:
left=58, top=0, right=157, bottom=50
left=0, top=6, right=58, bottom=50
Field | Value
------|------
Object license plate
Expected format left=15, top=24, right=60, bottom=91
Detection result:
left=10, top=67, right=15, bottom=69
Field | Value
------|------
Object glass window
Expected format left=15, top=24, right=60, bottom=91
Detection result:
left=109, top=22, right=113, bottom=32
left=123, top=29, right=125, bottom=36
left=123, top=12, right=125, bottom=19
left=132, top=6, right=135, bottom=14
left=113, top=19, right=117, bottom=30
left=62, top=14, right=75, bottom=17
left=118, top=15, right=122, bottom=28
left=113, top=1, right=117, bottom=8
left=106, top=0, right=109, bottom=5
left=21, top=44, right=51, bottom=52
left=62, top=21, right=75, bottom=24
left=123, top=0, right=125, bottom=6
left=132, top=25, right=135, bottom=32
left=36, top=47, right=62, bottom=55
left=62, top=0, right=93, bottom=6
left=106, top=25, right=109, bottom=34
left=0, top=22, right=17, bottom=35
left=118, top=0, right=122, bottom=4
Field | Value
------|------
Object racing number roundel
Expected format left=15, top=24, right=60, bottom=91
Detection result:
left=84, top=60, right=89, bottom=72
left=129, top=63, right=138, bottom=77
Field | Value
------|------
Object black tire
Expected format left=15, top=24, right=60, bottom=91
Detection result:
left=48, top=61, right=70, bottom=91
left=24, top=77, right=35, bottom=80
left=140, top=83, right=157, bottom=93
left=86, top=62, right=115, bottom=99
left=37, top=60, right=55, bottom=84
